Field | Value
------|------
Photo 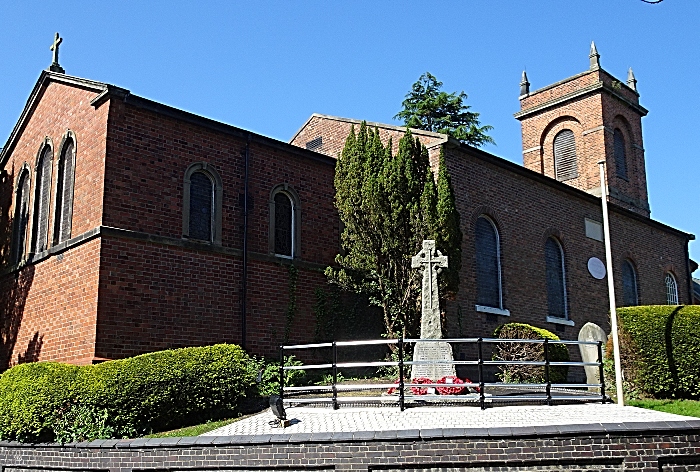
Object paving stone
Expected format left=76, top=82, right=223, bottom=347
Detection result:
left=201, top=404, right=698, bottom=441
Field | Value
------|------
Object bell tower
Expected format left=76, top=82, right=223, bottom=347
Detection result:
left=515, top=43, right=650, bottom=217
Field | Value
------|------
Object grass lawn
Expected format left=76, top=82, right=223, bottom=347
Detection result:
left=628, top=399, right=700, bottom=418
left=145, top=416, right=246, bottom=438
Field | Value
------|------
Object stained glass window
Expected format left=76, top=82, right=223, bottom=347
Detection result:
left=54, top=139, right=75, bottom=244
left=545, top=237, right=567, bottom=318
left=475, top=216, right=502, bottom=308
left=32, top=146, right=52, bottom=253
left=274, top=192, right=293, bottom=257
left=12, top=169, right=31, bottom=264
left=189, top=171, right=213, bottom=241
left=621, top=260, right=639, bottom=306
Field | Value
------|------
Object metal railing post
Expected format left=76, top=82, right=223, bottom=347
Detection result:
left=332, top=341, right=339, bottom=410
left=544, top=339, right=552, bottom=406
left=478, top=337, right=485, bottom=410
left=398, top=337, right=405, bottom=411
left=279, top=345, right=285, bottom=402
left=598, top=340, right=606, bottom=403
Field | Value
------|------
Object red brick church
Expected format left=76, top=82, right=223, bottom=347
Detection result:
left=0, top=41, right=695, bottom=367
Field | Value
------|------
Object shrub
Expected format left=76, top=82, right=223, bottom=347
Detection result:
left=0, top=362, right=79, bottom=442
left=493, top=323, right=569, bottom=384
left=53, top=403, right=114, bottom=444
left=254, top=355, right=306, bottom=397
left=0, top=344, right=257, bottom=442
left=615, top=305, right=700, bottom=399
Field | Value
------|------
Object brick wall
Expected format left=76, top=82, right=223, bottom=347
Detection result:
left=287, top=115, right=692, bottom=364
left=517, top=68, right=649, bottom=216
left=0, top=77, right=108, bottom=367
left=1, top=428, right=700, bottom=471
left=0, top=238, right=100, bottom=367
left=94, top=96, right=341, bottom=358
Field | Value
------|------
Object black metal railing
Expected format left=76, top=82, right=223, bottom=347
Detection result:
left=279, top=337, right=607, bottom=411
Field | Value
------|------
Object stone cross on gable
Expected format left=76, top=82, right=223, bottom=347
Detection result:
left=49, top=33, right=65, bottom=74
left=412, top=240, right=447, bottom=339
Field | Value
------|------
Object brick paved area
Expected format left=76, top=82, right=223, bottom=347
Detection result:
left=204, top=403, right=696, bottom=436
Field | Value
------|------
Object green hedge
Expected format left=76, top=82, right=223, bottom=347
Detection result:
left=0, top=344, right=257, bottom=442
left=493, top=323, right=570, bottom=384
left=617, top=305, right=700, bottom=399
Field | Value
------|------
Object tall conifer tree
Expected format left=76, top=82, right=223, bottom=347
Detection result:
left=328, top=123, right=461, bottom=339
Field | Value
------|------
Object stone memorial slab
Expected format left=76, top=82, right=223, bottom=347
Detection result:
left=410, top=240, right=456, bottom=380
left=578, top=322, right=607, bottom=391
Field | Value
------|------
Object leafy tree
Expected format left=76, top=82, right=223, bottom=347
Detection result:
left=394, top=72, right=494, bottom=147
left=327, top=122, right=461, bottom=340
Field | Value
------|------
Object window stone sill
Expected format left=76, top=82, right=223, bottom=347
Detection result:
left=545, top=316, right=575, bottom=326
left=476, top=305, right=510, bottom=316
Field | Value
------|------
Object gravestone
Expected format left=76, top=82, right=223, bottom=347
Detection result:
left=578, top=322, right=607, bottom=391
left=410, top=240, right=456, bottom=381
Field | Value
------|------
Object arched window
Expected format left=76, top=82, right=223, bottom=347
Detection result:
left=31, top=143, right=53, bottom=253
left=269, top=184, right=301, bottom=259
left=475, top=216, right=502, bottom=309
left=553, top=129, right=578, bottom=181
left=11, top=167, right=31, bottom=265
left=189, top=172, right=213, bottom=241
left=545, top=237, right=568, bottom=319
left=613, top=128, right=628, bottom=179
left=53, top=133, right=76, bottom=244
left=665, top=272, right=679, bottom=305
left=621, top=260, right=639, bottom=306
left=182, top=163, right=223, bottom=244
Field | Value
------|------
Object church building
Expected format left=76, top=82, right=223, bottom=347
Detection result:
left=0, top=40, right=695, bottom=367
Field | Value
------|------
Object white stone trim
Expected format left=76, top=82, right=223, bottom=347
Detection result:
left=475, top=305, right=510, bottom=316
left=546, top=316, right=575, bottom=326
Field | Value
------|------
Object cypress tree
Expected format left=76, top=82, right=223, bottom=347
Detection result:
left=435, top=148, right=463, bottom=300
left=328, top=123, right=460, bottom=340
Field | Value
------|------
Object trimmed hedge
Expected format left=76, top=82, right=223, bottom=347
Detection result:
left=0, top=344, right=257, bottom=442
left=493, top=323, right=569, bottom=383
left=0, top=362, right=80, bottom=442
left=616, top=305, right=700, bottom=399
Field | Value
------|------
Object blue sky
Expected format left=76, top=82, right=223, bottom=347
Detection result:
left=1, top=1, right=698, bottom=274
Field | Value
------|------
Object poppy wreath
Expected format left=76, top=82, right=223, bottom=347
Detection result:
left=410, top=377, right=433, bottom=395
left=386, top=379, right=400, bottom=395
left=435, top=375, right=466, bottom=395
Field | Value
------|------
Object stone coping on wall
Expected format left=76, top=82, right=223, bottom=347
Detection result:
left=2, top=418, right=698, bottom=449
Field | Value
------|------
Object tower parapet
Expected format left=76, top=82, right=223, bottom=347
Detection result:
left=514, top=44, right=650, bottom=217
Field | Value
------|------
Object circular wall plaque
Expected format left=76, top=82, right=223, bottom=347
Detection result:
left=588, top=257, right=606, bottom=280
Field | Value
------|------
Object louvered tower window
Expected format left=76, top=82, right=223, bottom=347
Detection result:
left=665, top=273, right=678, bottom=305
left=553, top=130, right=578, bottom=181
left=614, top=129, right=628, bottom=179
left=621, top=260, right=639, bottom=306
left=12, top=169, right=31, bottom=265
left=545, top=237, right=567, bottom=318
left=53, top=138, right=76, bottom=244
left=274, top=192, right=294, bottom=257
left=188, top=171, right=214, bottom=241
left=475, top=216, right=502, bottom=308
left=31, top=146, right=53, bottom=253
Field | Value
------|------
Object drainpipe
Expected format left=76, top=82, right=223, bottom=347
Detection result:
left=241, top=134, right=251, bottom=349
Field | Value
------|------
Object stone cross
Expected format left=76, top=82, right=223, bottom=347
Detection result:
left=50, top=33, right=62, bottom=65
left=49, top=33, right=65, bottom=73
left=410, top=240, right=455, bottom=381
left=412, top=240, right=448, bottom=339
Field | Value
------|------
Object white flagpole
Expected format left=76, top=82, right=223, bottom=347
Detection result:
left=598, top=160, right=624, bottom=406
